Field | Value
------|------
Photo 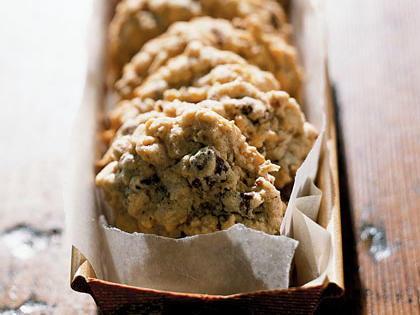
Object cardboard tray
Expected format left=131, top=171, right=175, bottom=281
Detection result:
left=69, top=0, right=344, bottom=313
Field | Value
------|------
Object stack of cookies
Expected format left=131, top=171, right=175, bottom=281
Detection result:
left=96, top=0, right=318, bottom=238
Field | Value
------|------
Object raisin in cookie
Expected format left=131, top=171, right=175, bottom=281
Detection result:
left=116, top=17, right=301, bottom=99
left=96, top=107, right=285, bottom=237
left=108, top=0, right=289, bottom=82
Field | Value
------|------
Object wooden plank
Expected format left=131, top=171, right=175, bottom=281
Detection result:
left=317, top=0, right=420, bottom=313
left=0, top=1, right=96, bottom=313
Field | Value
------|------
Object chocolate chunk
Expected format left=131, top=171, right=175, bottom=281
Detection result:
left=240, top=192, right=253, bottom=210
left=156, top=185, right=169, bottom=200
left=205, top=177, right=216, bottom=188
left=215, top=156, right=229, bottom=175
left=191, top=147, right=215, bottom=171
left=198, top=202, right=218, bottom=216
left=141, top=174, right=159, bottom=185
left=241, top=105, right=253, bottom=115
left=199, top=202, right=212, bottom=211
left=191, top=178, right=202, bottom=188
left=270, top=13, right=279, bottom=29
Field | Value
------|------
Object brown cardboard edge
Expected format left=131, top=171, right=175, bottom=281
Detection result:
left=71, top=260, right=341, bottom=314
left=71, top=243, right=343, bottom=298
left=71, top=256, right=340, bottom=314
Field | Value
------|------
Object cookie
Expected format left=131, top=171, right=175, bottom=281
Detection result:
left=116, top=17, right=301, bottom=99
left=135, top=42, right=250, bottom=100
left=105, top=81, right=317, bottom=190
left=97, top=110, right=166, bottom=168
left=108, top=0, right=201, bottom=84
left=194, top=63, right=280, bottom=92
left=108, top=0, right=289, bottom=82
left=96, top=107, right=285, bottom=237
left=108, top=62, right=279, bottom=141
left=161, top=81, right=318, bottom=189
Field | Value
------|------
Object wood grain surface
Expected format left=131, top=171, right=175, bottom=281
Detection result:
left=0, top=1, right=96, bottom=313
left=317, top=0, right=420, bottom=314
left=0, top=0, right=419, bottom=314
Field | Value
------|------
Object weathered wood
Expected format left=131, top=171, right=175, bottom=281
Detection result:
left=0, top=1, right=96, bottom=313
left=317, top=0, right=420, bottom=314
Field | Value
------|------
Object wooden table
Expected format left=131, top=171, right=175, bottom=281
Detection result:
left=0, top=1, right=96, bottom=313
left=318, top=1, right=420, bottom=314
left=0, top=1, right=418, bottom=314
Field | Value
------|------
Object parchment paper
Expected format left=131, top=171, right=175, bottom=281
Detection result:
left=66, top=0, right=332, bottom=294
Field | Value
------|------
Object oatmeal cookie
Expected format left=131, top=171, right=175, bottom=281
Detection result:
left=108, top=0, right=289, bottom=82
left=96, top=107, right=285, bottom=237
left=116, top=17, right=301, bottom=99
left=108, top=62, right=279, bottom=140
left=105, top=81, right=317, bottom=190
left=194, top=63, right=280, bottom=92
left=161, top=81, right=318, bottom=188
left=108, top=0, right=200, bottom=84
left=133, top=42, right=249, bottom=101
left=97, top=110, right=166, bottom=168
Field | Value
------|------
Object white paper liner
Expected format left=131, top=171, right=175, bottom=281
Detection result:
left=66, top=0, right=333, bottom=294
left=100, top=219, right=298, bottom=294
